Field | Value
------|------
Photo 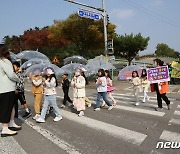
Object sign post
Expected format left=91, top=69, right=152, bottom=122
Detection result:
left=78, top=9, right=101, bottom=20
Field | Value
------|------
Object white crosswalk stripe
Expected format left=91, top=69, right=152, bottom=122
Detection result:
left=169, top=118, right=180, bottom=125
left=177, top=105, right=180, bottom=109
left=0, top=125, right=27, bottom=154
left=89, top=96, right=173, bottom=110
left=174, top=110, right=180, bottom=116
left=115, top=105, right=165, bottom=117
left=160, top=130, right=180, bottom=142
left=57, top=110, right=147, bottom=146
left=112, top=93, right=176, bottom=101
left=23, top=119, right=81, bottom=154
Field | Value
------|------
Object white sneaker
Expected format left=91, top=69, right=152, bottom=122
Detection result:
left=87, top=104, right=91, bottom=108
left=135, top=102, right=140, bottom=106
left=78, top=111, right=84, bottom=117
left=36, top=117, right=45, bottom=123
left=1, top=129, right=17, bottom=137
left=108, top=106, right=114, bottom=111
left=94, top=108, right=100, bottom=111
left=33, top=114, right=40, bottom=120
left=147, top=97, right=150, bottom=101
left=53, top=116, right=63, bottom=122
left=61, top=105, right=65, bottom=108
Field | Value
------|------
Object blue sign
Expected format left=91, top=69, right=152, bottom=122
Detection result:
left=78, top=10, right=101, bottom=21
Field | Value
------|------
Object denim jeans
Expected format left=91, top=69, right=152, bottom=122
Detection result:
left=96, top=92, right=112, bottom=108
left=40, top=95, right=61, bottom=119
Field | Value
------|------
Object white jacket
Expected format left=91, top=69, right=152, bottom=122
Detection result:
left=71, top=76, right=86, bottom=98
left=0, top=58, right=19, bottom=93
left=44, top=77, right=56, bottom=95
left=96, top=77, right=107, bottom=92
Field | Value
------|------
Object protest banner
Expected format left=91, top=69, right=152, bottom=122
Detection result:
left=147, top=66, right=170, bottom=83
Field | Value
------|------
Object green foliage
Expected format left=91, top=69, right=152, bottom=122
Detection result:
left=49, top=13, right=116, bottom=57
left=114, top=33, right=150, bottom=65
left=155, top=43, right=179, bottom=59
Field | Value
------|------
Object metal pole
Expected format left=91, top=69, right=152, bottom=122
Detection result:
left=102, top=0, right=108, bottom=57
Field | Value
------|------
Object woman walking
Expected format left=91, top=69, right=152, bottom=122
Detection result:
left=94, top=69, right=113, bottom=111
left=81, top=71, right=91, bottom=107
left=102, top=70, right=116, bottom=107
left=140, top=69, right=150, bottom=103
left=151, top=59, right=171, bottom=111
left=0, top=44, right=21, bottom=137
left=131, top=71, right=141, bottom=106
left=71, top=70, right=86, bottom=117
left=36, top=68, right=62, bottom=122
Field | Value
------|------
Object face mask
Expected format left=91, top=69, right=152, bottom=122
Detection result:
left=153, top=63, right=157, bottom=67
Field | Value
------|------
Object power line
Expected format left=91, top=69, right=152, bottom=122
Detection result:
left=121, top=0, right=180, bottom=29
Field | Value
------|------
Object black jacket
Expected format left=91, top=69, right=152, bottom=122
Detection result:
left=62, top=78, right=70, bottom=90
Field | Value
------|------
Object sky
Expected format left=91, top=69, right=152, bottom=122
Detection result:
left=0, top=0, right=180, bottom=55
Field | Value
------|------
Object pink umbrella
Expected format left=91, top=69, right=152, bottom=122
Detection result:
left=118, top=65, right=144, bottom=80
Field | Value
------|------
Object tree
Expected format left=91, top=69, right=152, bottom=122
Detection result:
left=49, top=13, right=116, bottom=57
left=114, top=33, right=150, bottom=65
left=21, top=27, right=51, bottom=51
left=3, top=35, right=22, bottom=53
left=155, top=43, right=175, bottom=57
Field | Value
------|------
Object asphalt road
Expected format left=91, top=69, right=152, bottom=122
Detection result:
left=0, top=82, right=180, bottom=154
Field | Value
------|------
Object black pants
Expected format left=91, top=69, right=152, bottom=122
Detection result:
left=63, top=89, right=72, bottom=105
left=156, top=91, right=170, bottom=108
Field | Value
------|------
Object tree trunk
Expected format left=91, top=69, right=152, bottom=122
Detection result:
left=128, top=60, right=131, bottom=66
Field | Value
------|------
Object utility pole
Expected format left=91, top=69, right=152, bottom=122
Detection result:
left=102, top=0, right=108, bottom=57
left=64, top=0, right=108, bottom=56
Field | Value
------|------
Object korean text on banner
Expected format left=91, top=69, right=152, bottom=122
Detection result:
left=147, top=66, right=170, bottom=83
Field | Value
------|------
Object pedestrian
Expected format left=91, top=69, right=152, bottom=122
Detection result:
left=102, top=70, right=116, bottom=107
left=140, top=69, right=150, bottom=103
left=71, top=70, right=86, bottom=117
left=13, top=61, right=32, bottom=119
left=36, top=68, right=63, bottom=122
left=0, top=44, right=21, bottom=137
left=151, top=59, right=171, bottom=111
left=81, top=71, right=91, bottom=107
left=61, top=73, right=73, bottom=108
left=30, top=69, right=44, bottom=120
left=94, top=69, right=113, bottom=111
left=131, top=70, right=141, bottom=106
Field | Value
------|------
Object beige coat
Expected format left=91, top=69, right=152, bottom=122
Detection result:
left=71, top=76, right=86, bottom=98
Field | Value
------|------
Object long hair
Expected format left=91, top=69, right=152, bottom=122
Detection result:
left=0, top=44, right=11, bottom=62
left=81, top=71, right=88, bottom=85
left=45, top=68, right=58, bottom=87
left=105, top=70, right=112, bottom=80
left=141, top=69, right=147, bottom=78
left=98, top=69, right=105, bottom=77
left=45, top=74, right=58, bottom=87
left=132, top=70, right=139, bottom=78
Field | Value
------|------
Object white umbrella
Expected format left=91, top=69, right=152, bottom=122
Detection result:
left=20, top=58, right=50, bottom=71
left=17, top=50, right=50, bottom=61
left=61, top=63, right=89, bottom=74
left=64, top=56, right=88, bottom=65
left=86, top=57, right=116, bottom=74
left=10, top=52, right=17, bottom=61
left=24, top=63, right=64, bottom=77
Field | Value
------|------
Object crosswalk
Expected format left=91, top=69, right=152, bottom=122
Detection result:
left=1, top=90, right=179, bottom=154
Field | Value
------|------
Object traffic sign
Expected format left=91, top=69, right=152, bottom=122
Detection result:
left=78, top=9, right=101, bottom=20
